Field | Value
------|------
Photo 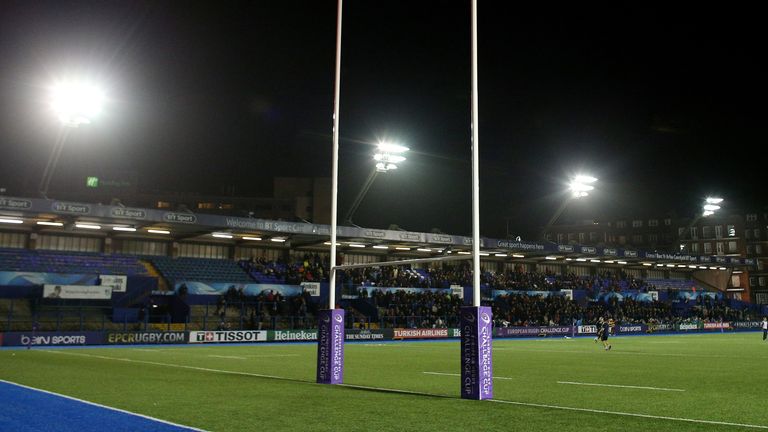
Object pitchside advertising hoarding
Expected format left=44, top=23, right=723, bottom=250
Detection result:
left=1, top=331, right=104, bottom=346
left=269, top=328, right=393, bottom=342
left=106, top=332, right=187, bottom=344
left=188, top=330, right=267, bottom=343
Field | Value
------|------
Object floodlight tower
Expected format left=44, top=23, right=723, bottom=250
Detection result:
left=39, top=80, right=105, bottom=198
left=343, top=141, right=408, bottom=225
left=540, top=175, right=598, bottom=241
left=679, top=196, right=724, bottom=252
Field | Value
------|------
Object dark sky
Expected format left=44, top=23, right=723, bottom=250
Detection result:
left=0, top=1, right=764, bottom=240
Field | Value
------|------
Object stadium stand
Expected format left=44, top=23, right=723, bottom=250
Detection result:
left=150, top=256, right=253, bottom=284
left=0, top=248, right=148, bottom=275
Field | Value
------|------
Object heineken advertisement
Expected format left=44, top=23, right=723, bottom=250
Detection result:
left=270, top=328, right=393, bottom=342
left=460, top=306, right=493, bottom=400
left=316, top=309, right=345, bottom=385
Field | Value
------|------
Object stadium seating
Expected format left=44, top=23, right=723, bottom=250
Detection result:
left=0, top=248, right=148, bottom=275
left=149, top=256, right=254, bottom=284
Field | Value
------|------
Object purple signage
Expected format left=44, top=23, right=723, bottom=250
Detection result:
left=460, top=306, right=493, bottom=400
left=316, top=309, right=345, bottom=384
left=496, top=326, right=572, bottom=337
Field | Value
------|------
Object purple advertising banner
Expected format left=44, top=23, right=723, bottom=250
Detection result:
left=316, top=309, right=345, bottom=384
left=460, top=306, right=493, bottom=400
left=496, top=326, right=572, bottom=337
left=1, top=331, right=104, bottom=346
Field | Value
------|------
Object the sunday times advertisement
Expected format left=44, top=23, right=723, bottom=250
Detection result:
left=189, top=330, right=267, bottom=344
left=106, top=332, right=187, bottom=344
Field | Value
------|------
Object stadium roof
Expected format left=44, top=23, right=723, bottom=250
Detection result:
left=0, top=195, right=754, bottom=271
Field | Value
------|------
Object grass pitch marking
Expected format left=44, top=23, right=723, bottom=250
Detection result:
left=0, top=378, right=207, bottom=431
left=557, top=381, right=685, bottom=392
left=423, top=371, right=514, bottom=380
left=207, top=355, right=247, bottom=360
left=37, top=350, right=768, bottom=430
left=488, top=399, right=768, bottom=429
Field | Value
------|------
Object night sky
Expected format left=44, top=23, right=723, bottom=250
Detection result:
left=0, top=1, right=764, bottom=240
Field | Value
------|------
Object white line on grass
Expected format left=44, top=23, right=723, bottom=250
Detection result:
left=0, top=378, right=208, bottom=431
left=37, top=350, right=768, bottom=430
left=245, top=354, right=300, bottom=358
left=487, top=399, right=768, bottom=429
left=207, top=355, right=247, bottom=360
left=423, top=372, right=514, bottom=380
left=557, top=381, right=685, bottom=392
left=493, top=347, right=746, bottom=359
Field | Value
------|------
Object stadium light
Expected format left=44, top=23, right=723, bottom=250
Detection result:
left=344, top=140, right=409, bottom=225
left=39, top=79, right=106, bottom=198
left=147, top=229, right=170, bottom=234
left=75, top=223, right=101, bottom=230
left=540, top=173, right=598, bottom=241
left=50, top=80, right=105, bottom=127
left=37, top=221, right=64, bottom=226
left=702, top=197, right=723, bottom=217
left=680, top=195, right=725, bottom=252
left=0, top=218, right=23, bottom=224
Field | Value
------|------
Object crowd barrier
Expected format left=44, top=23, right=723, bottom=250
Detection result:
left=1, top=321, right=763, bottom=347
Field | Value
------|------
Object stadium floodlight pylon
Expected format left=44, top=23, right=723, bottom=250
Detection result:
left=318, top=0, right=493, bottom=400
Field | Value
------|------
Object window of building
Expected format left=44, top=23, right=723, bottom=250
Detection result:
left=715, top=225, right=723, bottom=239
left=690, top=242, right=699, bottom=253
left=648, top=219, right=658, bottom=227
left=589, top=232, right=599, bottom=242
left=632, top=220, right=643, bottom=228
left=702, top=226, right=712, bottom=238
left=757, top=244, right=763, bottom=254
left=616, top=221, right=626, bottom=228
left=747, top=245, right=754, bottom=255
left=578, top=233, right=586, bottom=243
left=754, top=229, right=761, bottom=240
left=632, top=234, right=643, bottom=244
left=664, top=218, right=672, bottom=226
left=716, top=242, right=724, bottom=255
left=648, top=234, right=658, bottom=243
left=747, top=213, right=757, bottom=222
left=557, top=233, right=565, bottom=244
left=156, top=201, right=171, bottom=209
left=704, top=242, right=712, bottom=254
left=690, top=227, right=698, bottom=239
left=728, top=241, right=738, bottom=253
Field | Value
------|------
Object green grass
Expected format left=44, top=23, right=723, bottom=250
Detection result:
left=1, top=333, right=767, bottom=431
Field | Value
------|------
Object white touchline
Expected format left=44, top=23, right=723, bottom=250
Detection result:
left=0, top=379, right=207, bottom=431
left=36, top=351, right=768, bottom=429
left=488, top=399, right=768, bottom=429
left=207, top=355, right=247, bottom=360
left=423, top=371, right=514, bottom=380
left=245, top=354, right=300, bottom=358
left=557, top=381, right=685, bottom=392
